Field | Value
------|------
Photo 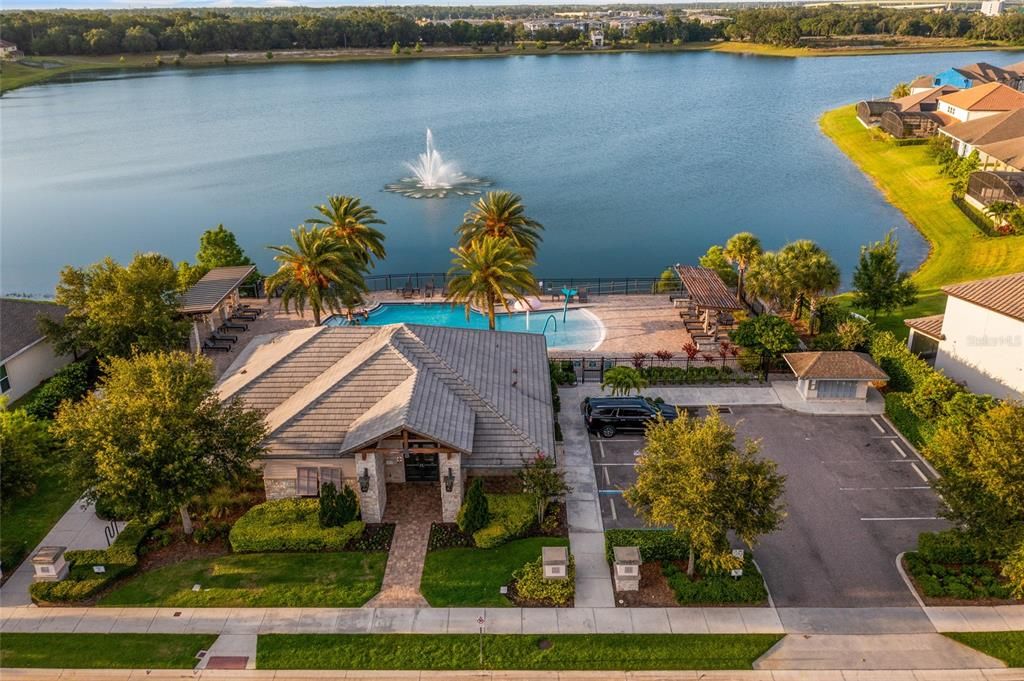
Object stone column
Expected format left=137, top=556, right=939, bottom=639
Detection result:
left=440, top=452, right=463, bottom=523
left=357, top=452, right=387, bottom=523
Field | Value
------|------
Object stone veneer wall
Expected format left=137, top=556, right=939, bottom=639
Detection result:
left=439, top=452, right=463, bottom=523
left=265, top=478, right=297, bottom=500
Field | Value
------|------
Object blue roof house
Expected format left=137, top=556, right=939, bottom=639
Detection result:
left=933, top=67, right=976, bottom=89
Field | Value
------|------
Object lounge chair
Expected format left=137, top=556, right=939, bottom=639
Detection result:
left=578, top=288, right=589, bottom=303
left=210, top=332, right=237, bottom=343
left=424, top=281, right=435, bottom=299
left=221, top=321, right=248, bottom=332
left=238, top=304, right=263, bottom=316
left=203, top=339, right=231, bottom=353
left=232, top=312, right=257, bottom=322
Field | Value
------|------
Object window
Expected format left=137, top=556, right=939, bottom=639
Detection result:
left=319, top=467, right=342, bottom=493
left=0, top=364, right=8, bottom=394
left=296, top=467, right=319, bottom=496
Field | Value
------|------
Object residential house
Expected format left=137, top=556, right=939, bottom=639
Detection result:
left=782, top=351, right=889, bottom=401
left=0, top=40, right=20, bottom=60
left=932, top=63, right=1021, bottom=90
left=905, top=272, right=1024, bottom=400
left=910, top=75, right=937, bottom=95
left=589, top=29, right=605, bottom=47
left=939, top=108, right=1024, bottom=162
left=877, top=85, right=959, bottom=138
left=216, top=324, right=555, bottom=523
left=981, top=0, right=1005, bottom=16
left=0, top=299, right=73, bottom=403
left=936, top=82, right=1024, bottom=123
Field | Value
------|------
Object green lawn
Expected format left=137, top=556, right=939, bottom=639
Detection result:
left=0, top=633, right=216, bottom=669
left=420, top=536, right=570, bottom=607
left=258, top=633, right=782, bottom=671
left=945, top=632, right=1024, bottom=667
left=0, top=465, right=82, bottom=574
left=820, top=106, right=1024, bottom=338
left=98, top=551, right=387, bottom=607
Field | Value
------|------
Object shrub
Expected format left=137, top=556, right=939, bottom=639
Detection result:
left=30, top=519, right=150, bottom=603
left=457, top=479, right=490, bottom=536
left=230, top=498, right=363, bottom=552
left=192, top=521, right=231, bottom=544
left=917, top=530, right=981, bottom=564
left=536, top=40, right=547, bottom=49
left=428, top=522, right=473, bottom=551
left=870, top=331, right=935, bottom=393
left=903, top=370, right=961, bottom=421
left=663, top=557, right=767, bottom=604
left=473, top=493, right=536, bottom=549
left=512, top=555, right=574, bottom=606
left=605, top=529, right=690, bottom=563
left=884, top=392, right=935, bottom=449
left=319, top=482, right=358, bottom=528
left=346, top=523, right=394, bottom=552
left=548, top=360, right=576, bottom=386
left=26, top=360, right=93, bottom=419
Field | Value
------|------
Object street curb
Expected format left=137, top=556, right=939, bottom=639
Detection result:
left=896, top=550, right=929, bottom=612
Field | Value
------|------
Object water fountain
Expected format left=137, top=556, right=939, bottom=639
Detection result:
left=385, top=129, right=492, bottom=199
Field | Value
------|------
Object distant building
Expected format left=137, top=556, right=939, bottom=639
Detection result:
left=0, top=299, right=74, bottom=403
left=590, top=29, right=605, bottom=48
left=936, top=82, right=1024, bottom=123
left=981, top=0, right=1005, bottom=16
left=910, top=75, right=937, bottom=95
left=933, top=62, right=1022, bottom=90
left=0, top=40, right=20, bottom=60
left=692, top=13, right=728, bottom=25
left=905, top=272, right=1024, bottom=400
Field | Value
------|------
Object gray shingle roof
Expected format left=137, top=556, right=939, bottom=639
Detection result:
left=783, top=351, right=889, bottom=381
left=1, top=299, right=67, bottom=363
left=216, top=324, right=555, bottom=467
left=179, top=266, right=256, bottom=315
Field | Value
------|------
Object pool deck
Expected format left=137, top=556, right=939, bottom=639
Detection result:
left=206, top=294, right=694, bottom=377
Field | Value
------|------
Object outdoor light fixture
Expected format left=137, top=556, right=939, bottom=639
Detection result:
left=358, top=468, right=370, bottom=493
left=444, top=467, right=455, bottom=493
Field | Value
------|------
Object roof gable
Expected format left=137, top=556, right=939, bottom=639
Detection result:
left=783, top=351, right=889, bottom=381
left=1, top=299, right=68, bottom=363
left=942, top=272, right=1024, bottom=321
left=939, top=82, right=1024, bottom=112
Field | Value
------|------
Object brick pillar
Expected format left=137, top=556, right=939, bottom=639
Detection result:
left=357, top=452, right=387, bottom=523
left=440, top=452, right=463, bottom=523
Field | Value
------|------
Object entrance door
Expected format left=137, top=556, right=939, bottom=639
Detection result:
left=818, top=380, right=857, bottom=399
left=404, top=453, right=440, bottom=482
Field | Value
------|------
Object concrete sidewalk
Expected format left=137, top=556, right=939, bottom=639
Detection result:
left=2, top=668, right=1023, bottom=680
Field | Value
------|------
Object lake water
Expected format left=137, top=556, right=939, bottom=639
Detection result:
left=3, top=50, right=1019, bottom=296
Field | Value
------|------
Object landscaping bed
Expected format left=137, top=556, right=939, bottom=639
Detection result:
left=0, top=633, right=216, bottom=669
left=257, top=633, right=783, bottom=671
left=903, top=532, right=1018, bottom=606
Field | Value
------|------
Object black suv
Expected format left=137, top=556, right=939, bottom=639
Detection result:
left=582, top=396, right=680, bottom=438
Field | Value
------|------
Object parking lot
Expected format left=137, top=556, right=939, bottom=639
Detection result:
left=588, top=405, right=949, bottom=607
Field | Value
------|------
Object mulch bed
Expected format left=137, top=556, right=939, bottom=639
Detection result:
left=472, top=475, right=523, bottom=494
left=902, top=556, right=1022, bottom=607
left=612, top=561, right=679, bottom=607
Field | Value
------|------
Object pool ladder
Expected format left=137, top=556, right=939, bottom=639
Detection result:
left=541, top=314, right=558, bottom=335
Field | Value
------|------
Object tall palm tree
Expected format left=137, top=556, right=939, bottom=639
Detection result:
left=456, top=191, right=544, bottom=258
left=307, top=195, right=387, bottom=266
left=745, top=251, right=795, bottom=315
left=779, top=240, right=840, bottom=324
left=722, top=232, right=763, bottom=303
left=984, top=200, right=1015, bottom=229
left=446, top=236, right=539, bottom=330
left=265, top=226, right=367, bottom=326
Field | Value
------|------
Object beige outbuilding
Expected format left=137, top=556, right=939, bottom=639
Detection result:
left=782, top=351, right=889, bottom=402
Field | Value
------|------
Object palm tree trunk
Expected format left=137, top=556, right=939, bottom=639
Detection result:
left=487, top=293, right=496, bottom=330
left=737, top=268, right=745, bottom=303
left=687, top=546, right=696, bottom=577
left=791, top=294, right=803, bottom=321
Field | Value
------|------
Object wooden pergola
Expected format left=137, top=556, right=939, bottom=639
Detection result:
left=674, top=265, right=741, bottom=333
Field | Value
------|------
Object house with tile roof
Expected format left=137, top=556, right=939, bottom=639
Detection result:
left=939, top=108, right=1024, bottom=170
left=905, top=272, right=1024, bottom=400
left=936, top=82, right=1024, bottom=123
left=0, top=299, right=73, bottom=402
left=216, top=323, right=555, bottom=522
left=932, top=63, right=1022, bottom=91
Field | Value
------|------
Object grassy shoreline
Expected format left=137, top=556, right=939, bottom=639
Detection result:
left=819, top=106, right=1024, bottom=337
left=5, top=38, right=1024, bottom=94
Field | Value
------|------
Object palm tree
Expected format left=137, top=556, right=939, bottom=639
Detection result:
left=307, top=195, right=387, bottom=266
left=745, top=251, right=795, bottom=315
left=265, top=226, right=367, bottom=325
left=723, top=232, right=763, bottom=303
left=456, top=191, right=544, bottom=258
left=446, top=236, right=539, bottom=330
left=779, top=240, right=840, bottom=326
left=984, top=201, right=1015, bottom=229
left=891, top=82, right=911, bottom=99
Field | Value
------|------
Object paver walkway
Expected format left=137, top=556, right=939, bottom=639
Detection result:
left=557, top=388, right=614, bottom=608
left=365, top=484, right=439, bottom=608
left=0, top=497, right=119, bottom=608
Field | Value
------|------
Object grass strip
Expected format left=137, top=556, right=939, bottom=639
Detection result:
left=0, top=633, right=216, bottom=669
left=98, top=551, right=387, bottom=607
left=257, top=633, right=782, bottom=670
left=820, top=105, right=1024, bottom=338
left=0, top=465, right=82, bottom=574
left=420, top=536, right=569, bottom=607
left=945, top=631, right=1024, bottom=667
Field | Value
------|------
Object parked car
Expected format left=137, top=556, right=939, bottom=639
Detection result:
left=581, top=396, right=681, bottom=438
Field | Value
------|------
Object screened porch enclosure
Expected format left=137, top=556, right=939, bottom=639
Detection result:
left=966, top=170, right=1024, bottom=206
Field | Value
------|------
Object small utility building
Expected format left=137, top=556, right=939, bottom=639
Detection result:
left=783, top=351, right=889, bottom=401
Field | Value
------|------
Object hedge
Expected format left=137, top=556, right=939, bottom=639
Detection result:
left=30, top=519, right=150, bottom=603
left=25, top=360, right=93, bottom=420
left=869, top=331, right=937, bottom=394
left=473, top=494, right=536, bottom=549
left=230, top=499, right=364, bottom=552
left=513, top=555, right=575, bottom=606
left=884, top=392, right=935, bottom=450
left=604, top=529, right=691, bottom=563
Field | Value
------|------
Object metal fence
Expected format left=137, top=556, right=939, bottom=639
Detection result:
left=360, top=273, right=682, bottom=295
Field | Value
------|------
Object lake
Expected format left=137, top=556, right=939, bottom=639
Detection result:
left=2, top=49, right=1019, bottom=296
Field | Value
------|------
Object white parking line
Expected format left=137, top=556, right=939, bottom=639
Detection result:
left=862, top=517, right=940, bottom=521
left=870, top=417, right=886, bottom=433
left=597, top=440, right=605, bottom=459
left=603, top=467, right=611, bottom=486
left=911, top=463, right=930, bottom=482
left=890, top=440, right=907, bottom=458
left=608, top=496, right=618, bottom=520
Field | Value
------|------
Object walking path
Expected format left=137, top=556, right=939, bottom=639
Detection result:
left=557, top=389, right=614, bottom=608
left=0, top=497, right=119, bottom=608
left=364, top=485, right=437, bottom=608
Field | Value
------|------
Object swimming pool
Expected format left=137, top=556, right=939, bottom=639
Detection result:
left=325, top=303, right=605, bottom=351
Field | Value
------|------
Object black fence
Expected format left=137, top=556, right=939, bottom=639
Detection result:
left=360, top=273, right=683, bottom=296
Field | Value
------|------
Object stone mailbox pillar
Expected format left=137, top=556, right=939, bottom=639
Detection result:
left=440, top=452, right=463, bottom=523
left=356, top=452, right=387, bottom=524
left=613, top=546, right=641, bottom=591
left=31, top=546, right=69, bottom=583
left=542, top=546, right=569, bottom=581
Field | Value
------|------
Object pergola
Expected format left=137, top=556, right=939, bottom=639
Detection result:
left=180, top=265, right=256, bottom=352
left=674, top=265, right=741, bottom=333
